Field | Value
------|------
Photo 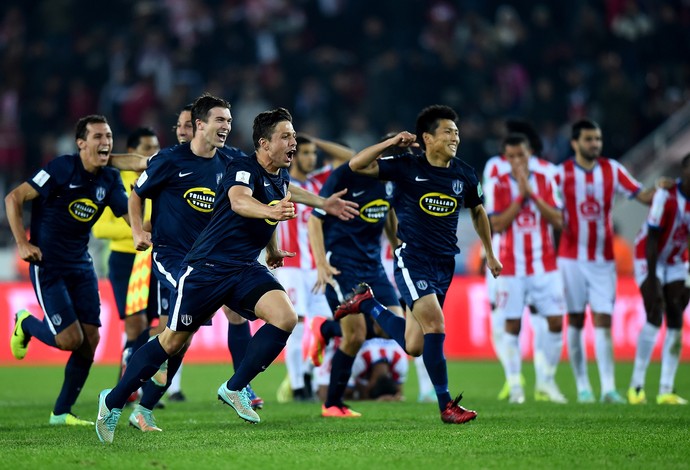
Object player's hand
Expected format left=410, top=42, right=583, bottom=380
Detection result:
left=18, top=241, right=42, bottom=263
left=323, top=189, right=359, bottom=221
left=515, top=165, right=531, bottom=197
left=312, top=262, right=340, bottom=294
left=133, top=229, right=152, bottom=251
left=392, top=131, right=419, bottom=148
left=265, top=248, right=296, bottom=269
left=655, top=177, right=675, bottom=190
left=486, top=254, right=503, bottom=279
left=270, top=191, right=297, bottom=221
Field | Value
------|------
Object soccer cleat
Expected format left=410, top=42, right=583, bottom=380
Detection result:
left=441, top=394, right=477, bottom=424
left=246, top=384, right=264, bottom=410
left=600, top=390, right=627, bottom=404
left=168, top=391, right=187, bottom=402
left=508, top=389, right=525, bottom=405
left=656, top=392, right=688, bottom=405
left=308, top=316, right=328, bottom=367
left=10, top=310, right=32, bottom=360
left=96, top=389, right=122, bottom=444
left=321, top=404, right=362, bottom=418
left=334, top=283, right=373, bottom=320
left=627, top=387, right=647, bottom=405
left=534, top=384, right=568, bottom=404
left=577, top=390, right=596, bottom=404
left=276, top=374, right=293, bottom=404
left=498, top=374, right=524, bottom=401
left=217, top=383, right=260, bottom=423
left=49, top=412, right=94, bottom=426
left=152, top=359, right=168, bottom=387
left=129, top=404, right=163, bottom=432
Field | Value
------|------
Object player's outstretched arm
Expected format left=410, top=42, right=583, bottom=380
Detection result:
left=289, top=183, right=358, bottom=220
left=230, top=186, right=296, bottom=221
left=349, top=131, right=417, bottom=176
left=108, top=153, right=148, bottom=172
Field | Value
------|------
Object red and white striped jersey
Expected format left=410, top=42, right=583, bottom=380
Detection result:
left=278, top=176, right=322, bottom=268
left=485, top=171, right=562, bottom=276
left=634, top=182, right=690, bottom=265
left=556, top=158, right=642, bottom=262
left=351, top=338, right=408, bottom=385
left=309, top=164, right=334, bottom=186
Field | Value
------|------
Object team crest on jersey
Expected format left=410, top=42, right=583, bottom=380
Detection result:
left=579, top=199, right=601, bottom=220
left=360, top=199, right=390, bottom=223
left=51, top=314, right=62, bottom=326
left=385, top=181, right=394, bottom=196
left=183, top=187, right=215, bottom=212
left=419, top=192, right=457, bottom=217
left=452, top=180, right=463, bottom=195
left=95, top=186, right=106, bottom=201
left=265, top=200, right=280, bottom=225
left=216, top=173, right=223, bottom=185
left=180, top=314, right=192, bottom=326
left=416, top=280, right=428, bottom=291
left=69, top=198, right=99, bottom=222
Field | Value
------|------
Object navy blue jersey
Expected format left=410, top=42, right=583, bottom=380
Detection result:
left=185, top=153, right=290, bottom=266
left=134, top=143, right=245, bottom=257
left=377, top=153, right=482, bottom=257
left=313, top=164, right=394, bottom=264
left=27, top=154, right=128, bottom=267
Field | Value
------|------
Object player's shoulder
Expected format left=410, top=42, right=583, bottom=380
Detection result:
left=450, top=157, right=479, bottom=179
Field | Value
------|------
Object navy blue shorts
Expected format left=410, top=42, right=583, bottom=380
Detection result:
left=325, top=259, right=400, bottom=312
left=108, top=251, right=136, bottom=320
left=167, top=261, right=284, bottom=332
left=151, top=249, right=185, bottom=292
left=29, top=263, right=101, bottom=334
left=393, top=244, right=455, bottom=309
left=145, top=277, right=168, bottom=321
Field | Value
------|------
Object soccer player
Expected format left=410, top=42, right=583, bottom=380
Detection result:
left=275, top=135, right=332, bottom=402
left=482, top=120, right=557, bottom=401
left=308, top=141, right=401, bottom=417
left=96, top=107, right=357, bottom=443
left=92, top=127, right=159, bottom=387
left=7, top=115, right=129, bottom=426
left=346, top=336, right=408, bottom=402
left=557, top=118, right=668, bottom=404
left=628, top=153, right=690, bottom=405
left=485, top=133, right=567, bottom=404
left=335, top=105, right=502, bottom=424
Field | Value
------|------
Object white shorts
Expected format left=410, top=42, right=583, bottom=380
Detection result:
left=495, top=271, right=565, bottom=320
left=634, top=259, right=688, bottom=287
left=274, top=267, right=332, bottom=320
left=558, top=258, right=616, bottom=315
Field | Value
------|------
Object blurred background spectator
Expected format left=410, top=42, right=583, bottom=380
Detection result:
left=1, top=0, right=690, bottom=252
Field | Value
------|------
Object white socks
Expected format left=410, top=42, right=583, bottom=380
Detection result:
left=504, top=333, right=522, bottom=389
left=567, top=326, right=591, bottom=393
left=532, top=314, right=549, bottom=387
left=660, top=328, right=682, bottom=395
left=491, top=307, right=509, bottom=378
left=594, top=327, right=616, bottom=394
left=414, top=355, right=434, bottom=396
left=630, top=322, right=660, bottom=389
left=285, top=321, right=305, bottom=390
left=543, top=330, right=563, bottom=384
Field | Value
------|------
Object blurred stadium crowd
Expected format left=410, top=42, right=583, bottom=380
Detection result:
left=1, top=0, right=690, bottom=246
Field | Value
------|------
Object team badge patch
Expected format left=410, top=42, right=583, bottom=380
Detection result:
left=385, top=181, right=394, bottom=196
left=216, top=173, right=223, bottom=185
left=50, top=314, right=62, bottom=326
left=181, top=314, right=193, bottom=326
left=452, top=180, right=463, bottom=195
left=416, top=280, right=428, bottom=290
left=96, top=186, right=106, bottom=201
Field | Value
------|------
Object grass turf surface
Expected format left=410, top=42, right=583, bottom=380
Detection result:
left=1, top=361, right=688, bottom=469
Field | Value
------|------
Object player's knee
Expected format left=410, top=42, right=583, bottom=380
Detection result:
left=56, top=333, right=84, bottom=351
left=568, top=313, right=585, bottom=328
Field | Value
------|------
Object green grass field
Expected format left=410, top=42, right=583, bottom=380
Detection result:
left=1, top=361, right=688, bottom=469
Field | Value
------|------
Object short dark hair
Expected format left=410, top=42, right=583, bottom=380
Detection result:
left=252, top=108, right=293, bottom=149
left=571, top=119, right=600, bottom=140
left=296, top=135, right=312, bottom=148
left=75, top=115, right=108, bottom=141
left=501, top=133, right=530, bottom=152
left=415, top=105, right=458, bottom=149
left=127, top=127, right=157, bottom=150
left=369, top=374, right=398, bottom=399
left=191, top=93, right=231, bottom=134
left=505, top=119, right=542, bottom=156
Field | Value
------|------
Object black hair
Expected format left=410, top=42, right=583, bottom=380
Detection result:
left=296, top=135, right=313, bottom=148
left=75, top=115, right=108, bottom=141
left=571, top=118, right=600, bottom=140
left=252, top=108, right=293, bottom=149
left=369, top=374, right=398, bottom=399
left=501, top=133, right=530, bottom=152
left=505, top=119, right=543, bottom=156
left=126, top=127, right=157, bottom=150
left=191, top=93, right=231, bottom=134
left=415, top=105, right=458, bottom=149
